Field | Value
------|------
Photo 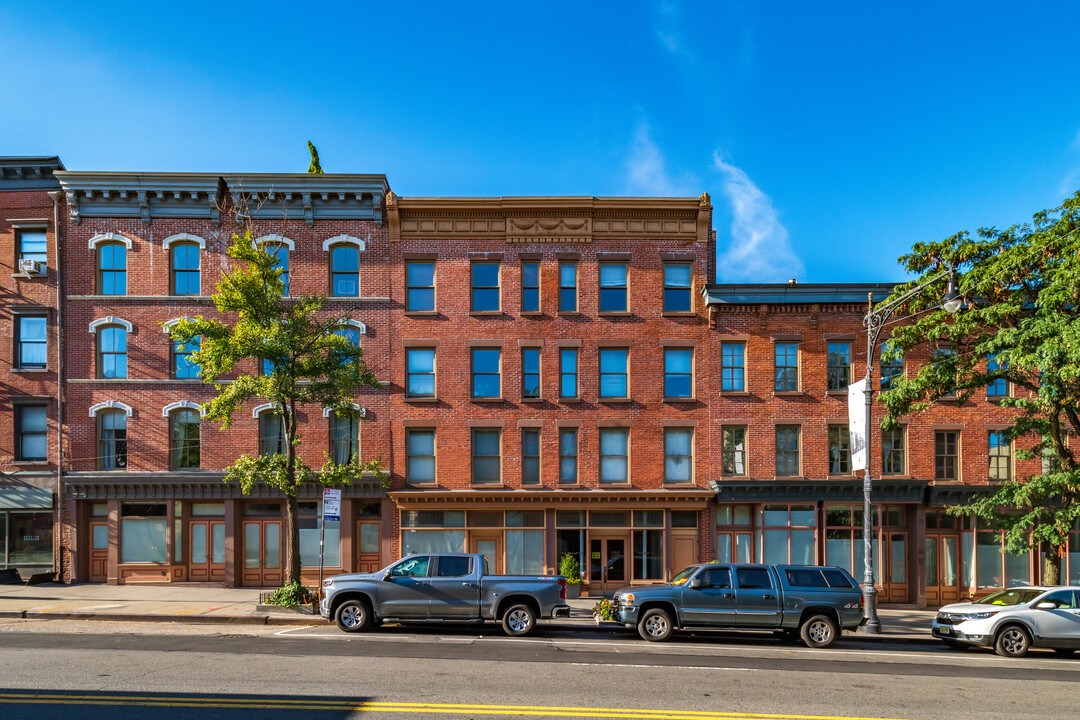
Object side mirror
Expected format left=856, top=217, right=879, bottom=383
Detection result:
left=1035, top=601, right=1059, bottom=610
left=382, top=571, right=393, bottom=582
left=689, top=577, right=704, bottom=589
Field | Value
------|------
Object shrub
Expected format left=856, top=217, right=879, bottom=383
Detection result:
left=264, top=581, right=313, bottom=608
left=559, top=552, right=582, bottom=584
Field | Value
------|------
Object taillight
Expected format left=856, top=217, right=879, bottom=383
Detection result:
left=859, top=594, right=865, bottom=610
left=558, top=577, right=567, bottom=600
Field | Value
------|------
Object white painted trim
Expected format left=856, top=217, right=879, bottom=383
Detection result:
left=89, top=400, right=133, bottom=418
left=162, top=317, right=197, bottom=334
left=252, top=402, right=281, bottom=418
left=337, top=318, right=367, bottom=334
left=88, top=316, right=132, bottom=333
left=323, top=403, right=365, bottom=418
left=255, top=234, right=295, bottom=250
left=162, top=401, right=205, bottom=418
left=88, top=232, right=133, bottom=250
left=163, top=233, right=207, bottom=250
left=322, top=234, right=366, bottom=252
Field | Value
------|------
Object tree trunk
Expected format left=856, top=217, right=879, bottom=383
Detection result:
left=1042, top=543, right=1061, bottom=586
left=284, top=494, right=301, bottom=585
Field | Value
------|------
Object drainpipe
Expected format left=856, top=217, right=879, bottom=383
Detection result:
left=48, top=190, right=64, bottom=583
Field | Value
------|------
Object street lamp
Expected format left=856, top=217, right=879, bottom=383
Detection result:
left=860, top=264, right=961, bottom=633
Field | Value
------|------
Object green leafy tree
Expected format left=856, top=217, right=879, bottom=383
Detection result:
left=168, top=230, right=384, bottom=586
left=879, top=192, right=1080, bottom=584
left=307, top=141, right=323, bottom=174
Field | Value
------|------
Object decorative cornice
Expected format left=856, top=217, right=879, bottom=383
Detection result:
left=88, top=400, right=134, bottom=418
left=255, top=234, right=294, bottom=250
left=0, top=156, right=65, bottom=191
left=162, top=317, right=196, bottom=334
left=88, top=316, right=133, bottom=333
left=63, top=475, right=386, bottom=500
left=162, top=401, right=204, bottom=417
left=162, top=233, right=207, bottom=249
left=709, top=479, right=929, bottom=503
left=323, top=403, right=366, bottom=418
left=322, top=234, right=366, bottom=251
left=88, top=232, right=133, bottom=250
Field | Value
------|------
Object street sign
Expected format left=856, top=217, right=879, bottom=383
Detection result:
left=322, top=488, right=342, bottom=522
left=848, top=379, right=867, bottom=471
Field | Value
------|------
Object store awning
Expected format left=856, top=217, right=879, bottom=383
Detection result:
left=0, top=486, right=54, bottom=510
left=63, top=473, right=386, bottom=500
left=710, top=479, right=929, bottom=504
left=389, top=489, right=715, bottom=509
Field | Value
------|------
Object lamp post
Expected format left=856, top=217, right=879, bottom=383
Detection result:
left=860, top=265, right=961, bottom=633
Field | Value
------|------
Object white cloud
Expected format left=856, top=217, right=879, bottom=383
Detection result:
left=713, top=152, right=804, bottom=282
left=625, top=122, right=696, bottom=196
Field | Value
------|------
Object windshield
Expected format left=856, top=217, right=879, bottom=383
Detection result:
left=670, top=566, right=699, bottom=586
left=977, top=589, right=1044, bottom=606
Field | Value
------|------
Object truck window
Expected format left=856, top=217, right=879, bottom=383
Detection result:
left=436, top=556, right=472, bottom=577
left=698, top=567, right=732, bottom=589
left=784, top=569, right=828, bottom=588
left=821, top=569, right=855, bottom=588
left=392, top=556, right=430, bottom=578
left=735, top=567, right=773, bottom=590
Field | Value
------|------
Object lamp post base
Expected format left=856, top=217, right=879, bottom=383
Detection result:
left=862, top=583, right=882, bottom=634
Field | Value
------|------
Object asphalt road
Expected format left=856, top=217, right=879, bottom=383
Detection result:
left=1, top=619, right=1077, bottom=719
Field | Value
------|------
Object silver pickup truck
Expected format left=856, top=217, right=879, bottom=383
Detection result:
left=614, top=563, right=865, bottom=647
left=320, top=553, right=570, bottom=636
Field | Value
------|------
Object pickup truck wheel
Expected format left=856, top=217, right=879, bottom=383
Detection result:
left=335, top=599, right=372, bottom=633
left=995, top=625, right=1031, bottom=658
left=501, top=604, right=537, bottom=637
left=799, top=615, right=838, bottom=648
left=638, top=608, right=674, bottom=642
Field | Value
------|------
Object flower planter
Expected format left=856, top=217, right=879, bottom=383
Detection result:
left=565, top=583, right=581, bottom=599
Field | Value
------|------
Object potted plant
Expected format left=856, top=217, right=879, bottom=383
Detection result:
left=559, top=552, right=582, bottom=599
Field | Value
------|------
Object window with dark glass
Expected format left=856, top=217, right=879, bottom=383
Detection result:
left=406, top=348, right=436, bottom=398
left=171, top=243, right=200, bottom=295
left=522, top=347, right=540, bottom=399
left=935, top=431, right=958, bottom=481
left=18, top=228, right=47, bottom=267
left=663, top=263, right=692, bottom=312
left=16, top=315, right=47, bottom=369
left=560, top=348, right=578, bottom=398
left=599, top=263, right=627, bottom=313
left=407, top=429, right=436, bottom=484
left=521, top=428, right=541, bottom=485
left=471, top=262, right=500, bottom=312
left=559, top=428, right=578, bottom=484
left=172, top=338, right=200, bottom=379
left=471, top=348, right=501, bottom=398
left=600, top=428, right=628, bottom=484
left=722, top=426, right=746, bottom=476
left=774, top=342, right=798, bottom=391
left=882, top=427, right=905, bottom=475
left=987, top=353, right=1009, bottom=398
left=331, top=245, right=359, bottom=297
left=97, top=243, right=127, bottom=295
left=97, top=326, right=128, bottom=379
left=472, top=429, right=501, bottom=484
left=16, top=405, right=47, bottom=461
left=775, top=425, right=800, bottom=476
left=331, top=327, right=360, bottom=367
left=97, top=411, right=127, bottom=470
left=258, top=411, right=285, bottom=456
left=664, top=348, right=692, bottom=398
left=330, top=412, right=359, bottom=465
left=989, top=431, right=1011, bottom=481
left=828, top=425, right=851, bottom=475
left=880, top=342, right=904, bottom=390
left=559, top=261, right=577, bottom=312
left=521, top=262, right=539, bottom=312
left=599, top=348, right=628, bottom=398
left=169, top=409, right=200, bottom=470
left=827, top=342, right=851, bottom=390
left=406, top=262, right=435, bottom=311
left=664, top=428, right=692, bottom=484
left=934, top=346, right=956, bottom=397
left=266, top=244, right=289, bottom=295
left=722, top=342, right=744, bottom=391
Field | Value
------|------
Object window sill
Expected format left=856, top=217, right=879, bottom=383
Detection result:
left=663, top=482, right=698, bottom=488
left=520, top=311, right=544, bottom=317
left=559, top=397, right=582, bottom=404
left=598, top=311, right=632, bottom=317
left=469, top=310, right=503, bottom=316
left=470, top=483, right=507, bottom=489
left=470, top=397, right=505, bottom=403
left=663, top=396, right=696, bottom=403
left=597, top=483, right=633, bottom=489
left=986, top=396, right=1011, bottom=403
left=773, top=391, right=804, bottom=397
left=774, top=475, right=805, bottom=481
left=558, top=482, right=582, bottom=488
left=556, top=311, right=581, bottom=317
left=11, top=460, right=48, bottom=467
left=11, top=273, right=47, bottom=279
left=598, top=397, right=631, bottom=404
left=404, top=310, right=438, bottom=317
left=326, top=296, right=389, bottom=302
left=11, top=368, right=49, bottom=373
left=662, top=311, right=696, bottom=317
left=520, top=397, right=544, bottom=404
left=718, top=474, right=748, bottom=480
left=720, top=391, right=750, bottom=397
left=825, top=390, right=847, bottom=396
left=404, top=397, right=439, bottom=404
left=828, top=474, right=857, bottom=480
left=404, top=482, right=439, bottom=488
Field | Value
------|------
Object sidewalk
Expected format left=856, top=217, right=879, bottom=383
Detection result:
left=0, top=583, right=939, bottom=642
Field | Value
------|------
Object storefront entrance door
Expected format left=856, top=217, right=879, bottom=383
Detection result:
left=881, top=532, right=909, bottom=603
left=589, top=535, right=627, bottom=596
left=189, top=521, right=226, bottom=582
left=470, top=533, right=503, bottom=575
left=242, top=520, right=282, bottom=586
left=926, top=534, right=961, bottom=606
left=89, top=522, right=108, bottom=582
left=356, top=521, right=381, bottom=573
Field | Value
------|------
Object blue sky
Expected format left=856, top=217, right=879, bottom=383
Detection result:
left=3, top=1, right=1079, bottom=283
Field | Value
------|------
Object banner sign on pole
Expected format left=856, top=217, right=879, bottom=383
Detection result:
left=322, top=488, right=342, bottom=522
left=848, top=379, right=868, bottom=471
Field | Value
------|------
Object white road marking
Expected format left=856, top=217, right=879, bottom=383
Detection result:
left=569, top=662, right=758, bottom=671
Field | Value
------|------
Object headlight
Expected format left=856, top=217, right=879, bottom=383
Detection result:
left=962, top=611, right=997, bottom=620
left=622, top=593, right=635, bottom=606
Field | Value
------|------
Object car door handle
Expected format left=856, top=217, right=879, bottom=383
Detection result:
left=723, top=593, right=735, bottom=599
left=461, top=582, right=475, bottom=588
left=763, top=594, right=775, bottom=600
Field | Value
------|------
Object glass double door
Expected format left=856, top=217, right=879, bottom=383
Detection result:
left=589, top=535, right=627, bottom=596
left=242, top=519, right=282, bottom=586
left=189, top=521, right=226, bottom=582
left=926, top=534, right=961, bottom=606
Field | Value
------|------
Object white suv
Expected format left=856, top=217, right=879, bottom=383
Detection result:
left=932, top=586, right=1080, bottom=657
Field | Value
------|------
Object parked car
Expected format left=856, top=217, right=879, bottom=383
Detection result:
left=932, top=586, right=1080, bottom=657
left=320, top=553, right=570, bottom=637
left=613, top=563, right=865, bottom=647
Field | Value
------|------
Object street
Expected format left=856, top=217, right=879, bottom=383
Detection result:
left=1, top=619, right=1077, bottom=719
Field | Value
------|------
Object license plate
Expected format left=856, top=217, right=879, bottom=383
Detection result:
left=938, top=627, right=951, bottom=635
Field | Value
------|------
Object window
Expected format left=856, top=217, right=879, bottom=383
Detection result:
left=16, top=315, right=47, bottom=369
left=471, top=262, right=500, bottom=312
left=437, top=556, right=473, bottom=577
left=170, top=243, right=200, bottom=295
left=716, top=505, right=753, bottom=563
left=97, top=326, right=128, bottom=379
left=97, top=410, right=127, bottom=470
left=698, top=567, right=732, bottom=589
left=406, top=429, right=436, bottom=484
left=331, top=245, right=359, bottom=297
left=172, top=338, right=200, bottom=379
left=471, top=348, right=501, bottom=398
left=825, top=505, right=880, bottom=582
left=934, top=346, right=956, bottom=397
left=989, top=432, right=1011, bottom=482
left=737, top=566, right=775, bottom=589
left=880, top=342, right=904, bottom=390
left=299, top=501, right=340, bottom=567
left=987, top=353, right=1009, bottom=398
left=391, top=555, right=431, bottom=577
left=599, top=263, right=627, bottom=313
left=521, top=348, right=540, bottom=399
left=406, top=262, right=435, bottom=311
left=559, top=428, right=578, bottom=484
left=97, top=243, right=127, bottom=295
left=267, top=245, right=289, bottom=295
left=522, top=428, right=540, bottom=485
left=15, top=405, right=47, bottom=461
left=600, top=428, right=628, bottom=484
left=17, top=229, right=47, bottom=266
left=935, top=431, right=959, bottom=481
left=169, top=409, right=200, bottom=470
left=599, top=348, right=628, bottom=398
left=560, top=348, right=578, bottom=398
left=664, top=348, right=692, bottom=398
left=121, top=502, right=167, bottom=563
left=828, top=425, right=851, bottom=475
left=775, top=425, right=800, bottom=476
left=330, top=412, right=359, bottom=465
left=774, top=343, right=798, bottom=391
left=1042, top=435, right=1064, bottom=476
left=827, top=342, right=851, bottom=390
left=721, top=342, right=744, bottom=392
left=663, top=263, right=692, bottom=312
left=258, top=411, right=285, bottom=456
left=757, top=505, right=816, bottom=565
left=722, top=426, right=746, bottom=476
left=664, top=428, right=693, bottom=484
left=471, top=429, right=501, bottom=484
left=559, top=261, right=577, bottom=312
left=521, top=262, right=539, bottom=312
left=882, top=427, right=906, bottom=475
left=406, top=348, right=436, bottom=398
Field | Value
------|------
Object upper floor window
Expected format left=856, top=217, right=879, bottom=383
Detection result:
left=560, top=348, right=578, bottom=399
left=828, top=425, right=851, bottom=475
left=521, top=428, right=540, bottom=485
left=559, top=428, right=578, bottom=484
left=664, top=348, right=693, bottom=398
left=521, top=347, right=540, bottom=399
left=17, top=229, right=47, bottom=265
left=882, top=427, right=906, bottom=475
left=664, top=427, right=693, bottom=484
left=406, top=348, right=436, bottom=398
left=722, top=342, right=745, bottom=392
left=267, top=245, right=290, bottom=295
left=169, top=408, right=200, bottom=470
left=15, top=405, right=47, bottom=462
left=16, top=315, right=47, bottom=369
left=599, top=348, right=628, bottom=398
left=774, top=343, right=799, bottom=391
left=880, top=342, right=904, bottom=390
left=471, top=348, right=501, bottom=399
left=471, top=429, right=501, bottom=484
left=663, top=263, right=692, bottom=312
left=258, top=410, right=285, bottom=456
left=599, top=428, right=628, bottom=484
left=172, top=338, right=200, bottom=379
left=559, top=261, right=577, bottom=312
left=934, top=346, right=956, bottom=397
left=935, top=431, right=958, bottom=481
left=827, top=342, right=851, bottom=390
left=331, top=245, right=359, bottom=297
left=98, top=326, right=128, bottom=379
left=988, top=431, right=1012, bottom=481
left=406, top=429, right=436, bottom=484
left=722, top=426, right=747, bottom=476
left=1042, top=435, right=1064, bottom=476
left=330, top=412, right=359, bottom=465
left=599, top=263, right=627, bottom=313
left=407, top=262, right=435, bottom=311
left=171, top=243, right=200, bottom=295
left=97, top=410, right=127, bottom=470
left=521, top=262, right=539, bottom=312
left=98, top=243, right=127, bottom=295
left=471, top=262, right=500, bottom=312
left=987, top=353, right=1009, bottom=398
left=775, top=425, right=801, bottom=477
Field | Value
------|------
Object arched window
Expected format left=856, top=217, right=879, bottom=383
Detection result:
left=258, top=409, right=285, bottom=456
left=267, top=245, right=289, bottom=296
left=172, top=338, right=201, bottom=379
left=170, top=243, right=200, bottom=295
left=98, top=243, right=127, bottom=295
left=331, top=244, right=359, bottom=297
left=97, top=325, right=128, bottom=379
left=329, top=411, right=359, bottom=465
left=97, top=410, right=127, bottom=470
left=169, top=408, right=201, bottom=470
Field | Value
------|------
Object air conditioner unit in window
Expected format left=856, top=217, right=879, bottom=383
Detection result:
left=18, top=259, right=44, bottom=276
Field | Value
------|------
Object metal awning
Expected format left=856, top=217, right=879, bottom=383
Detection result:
left=710, top=479, right=929, bottom=504
left=0, top=486, right=54, bottom=510
left=389, top=489, right=715, bottom=509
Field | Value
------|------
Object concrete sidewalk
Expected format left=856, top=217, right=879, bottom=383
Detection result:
left=0, top=583, right=940, bottom=642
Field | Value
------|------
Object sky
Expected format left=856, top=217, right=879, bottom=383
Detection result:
left=3, top=1, right=1079, bottom=284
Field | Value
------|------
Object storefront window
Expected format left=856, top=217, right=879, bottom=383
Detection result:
left=634, top=530, right=663, bottom=580
left=120, top=502, right=167, bottom=563
left=3, top=511, right=53, bottom=568
left=824, top=505, right=880, bottom=583
left=506, top=530, right=544, bottom=575
left=716, top=505, right=753, bottom=563
left=401, top=510, right=466, bottom=556
left=961, top=521, right=1031, bottom=589
left=299, top=502, right=340, bottom=567
left=757, top=505, right=815, bottom=565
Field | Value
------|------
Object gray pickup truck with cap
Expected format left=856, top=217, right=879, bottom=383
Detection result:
left=320, top=553, right=570, bottom=636
left=614, top=563, right=865, bottom=647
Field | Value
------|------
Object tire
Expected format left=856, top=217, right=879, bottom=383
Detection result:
left=638, top=608, right=674, bottom=642
left=334, top=598, right=373, bottom=633
left=1053, top=648, right=1076, bottom=658
left=994, top=625, right=1032, bottom=658
left=799, top=614, right=838, bottom=649
left=501, top=603, right=537, bottom=637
